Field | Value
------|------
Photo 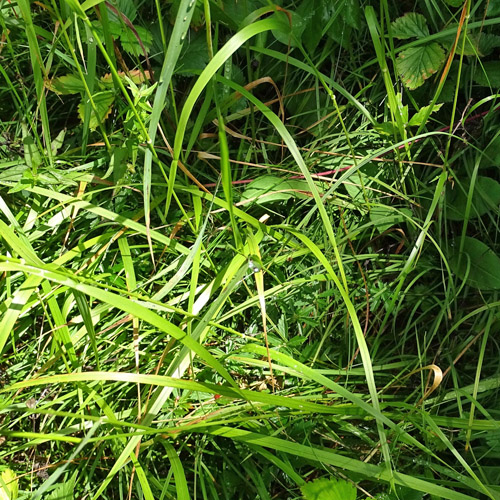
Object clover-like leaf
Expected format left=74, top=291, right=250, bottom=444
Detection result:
left=301, top=477, right=356, bottom=500
left=396, top=43, right=445, bottom=89
left=391, top=13, right=429, bottom=39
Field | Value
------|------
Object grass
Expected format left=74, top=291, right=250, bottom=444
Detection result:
left=1, top=0, right=500, bottom=499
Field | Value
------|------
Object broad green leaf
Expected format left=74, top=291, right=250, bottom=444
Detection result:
left=241, top=175, right=313, bottom=205
left=473, top=61, right=500, bottom=87
left=51, top=128, right=66, bottom=155
left=301, top=477, right=356, bottom=500
left=78, top=91, right=115, bottom=131
left=47, top=74, right=86, bottom=95
left=302, top=0, right=330, bottom=51
left=391, top=13, right=429, bottom=39
left=440, top=30, right=482, bottom=56
left=480, top=135, right=500, bottom=168
left=445, top=0, right=465, bottom=7
left=177, top=30, right=209, bottom=72
left=408, top=102, right=443, bottom=126
left=272, top=10, right=309, bottom=47
left=396, top=43, right=445, bottom=89
left=22, top=134, right=42, bottom=171
left=445, top=176, right=500, bottom=220
left=370, top=205, right=411, bottom=233
left=343, top=0, right=361, bottom=30
left=0, top=469, right=18, bottom=500
left=450, top=237, right=500, bottom=290
left=110, top=146, right=129, bottom=184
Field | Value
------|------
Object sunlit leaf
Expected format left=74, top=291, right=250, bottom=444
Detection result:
left=47, top=74, right=85, bottom=95
left=241, top=175, right=314, bottom=205
left=301, top=477, right=356, bottom=500
left=0, top=469, right=18, bottom=500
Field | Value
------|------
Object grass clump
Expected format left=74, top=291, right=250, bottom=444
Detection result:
left=1, top=0, right=500, bottom=498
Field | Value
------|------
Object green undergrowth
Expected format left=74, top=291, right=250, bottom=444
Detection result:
left=1, top=0, right=500, bottom=498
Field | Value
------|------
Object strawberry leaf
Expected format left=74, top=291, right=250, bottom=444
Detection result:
left=391, top=13, right=429, bottom=39
left=396, top=43, right=445, bottom=89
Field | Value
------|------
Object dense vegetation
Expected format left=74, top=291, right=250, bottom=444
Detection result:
left=1, top=0, right=500, bottom=498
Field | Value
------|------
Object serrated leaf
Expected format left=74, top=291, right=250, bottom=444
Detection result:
left=391, top=13, right=429, bottom=39
left=300, top=477, right=356, bottom=500
left=46, top=478, right=74, bottom=500
left=440, top=30, right=482, bottom=56
left=396, top=43, right=445, bottom=89
left=444, top=0, right=464, bottom=7
left=120, top=25, right=153, bottom=56
left=78, top=91, right=115, bottom=131
left=487, top=0, right=500, bottom=16
left=450, top=236, right=500, bottom=290
left=408, top=102, right=443, bottom=126
left=478, top=33, right=500, bottom=56
left=445, top=176, right=500, bottom=220
left=177, top=31, right=209, bottom=72
left=107, top=0, right=137, bottom=22
left=241, top=175, right=313, bottom=205
left=473, top=61, right=500, bottom=87
left=47, top=74, right=85, bottom=95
